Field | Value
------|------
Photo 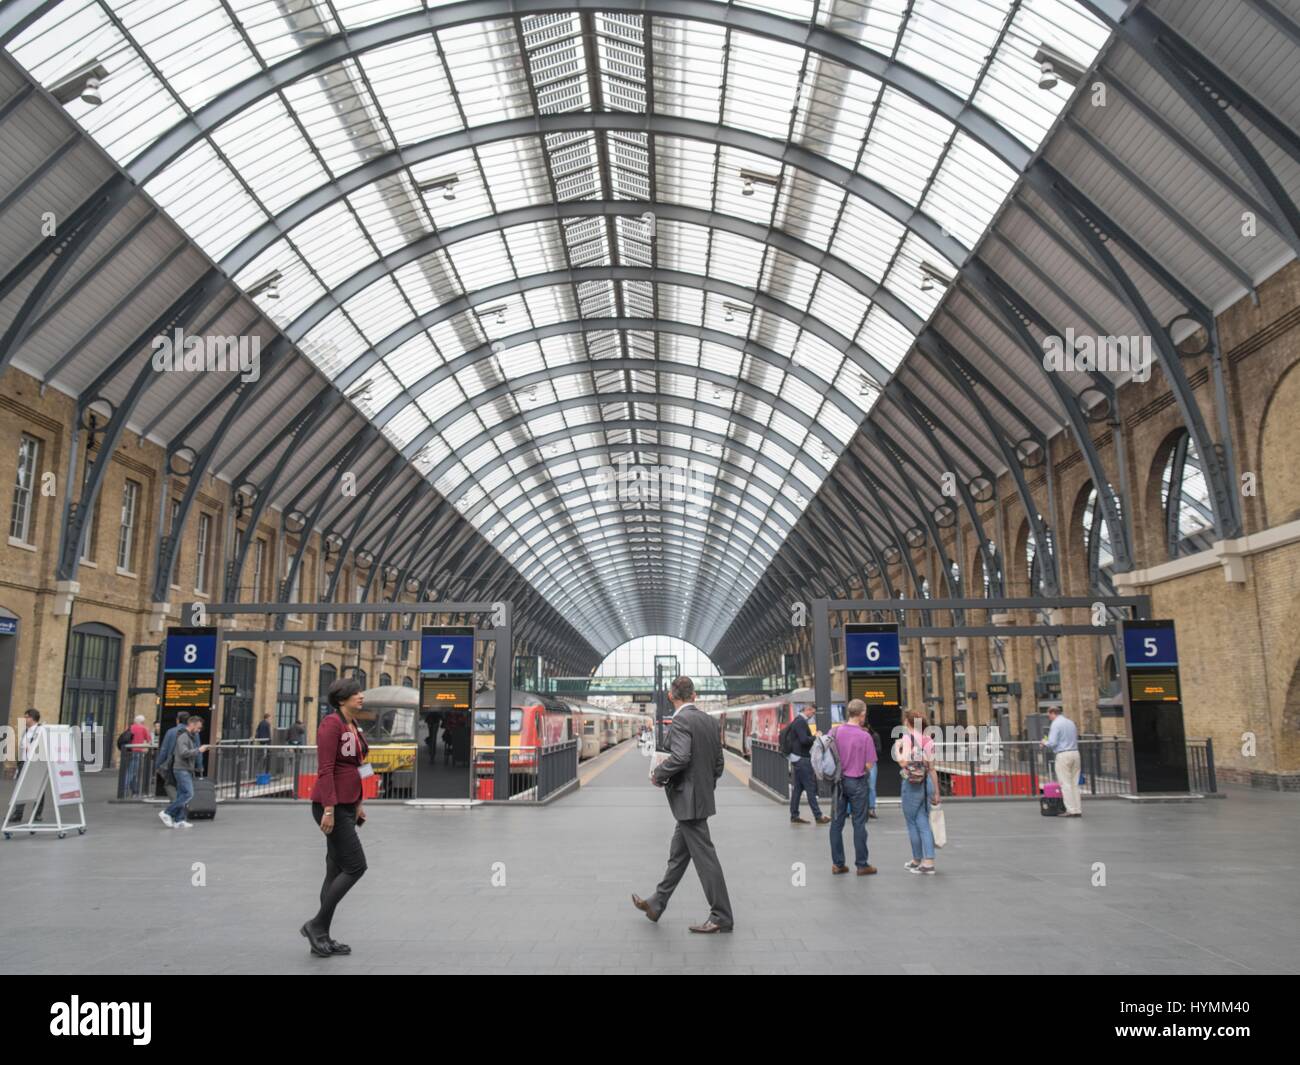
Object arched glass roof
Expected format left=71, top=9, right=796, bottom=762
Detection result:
left=11, top=0, right=1287, bottom=665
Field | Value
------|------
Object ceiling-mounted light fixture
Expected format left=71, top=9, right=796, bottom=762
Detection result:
left=417, top=173, right=460, bottom=201
left=475, top=304, right=508, bottom=325
left=721, top=301, right=750, bottom=325
left=738, top=168, right=780, bottom=197
left=346, top=379, right=373, bottom=402
left=50, top=61, right=110, bottom=107
left=919, top=260, right=953, bottom=293
left=1033, top=44, right=1085, bottom=91
left=247, top=269, right=282, bottom=300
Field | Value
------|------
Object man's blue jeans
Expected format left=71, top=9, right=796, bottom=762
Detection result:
left=830, top=775, right=870, bottom=868
left=125, top=752, right=142, bottom=795
left=165, top=770, right=194, bottom=822
left=789, top=757, right=822, bottom=819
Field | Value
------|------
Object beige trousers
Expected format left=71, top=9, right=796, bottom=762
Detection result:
left=1055, top=750, right=1082, bottom=815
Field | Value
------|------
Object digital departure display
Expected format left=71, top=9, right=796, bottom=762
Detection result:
left=1128, top=670, right=1181, bottom=703
left=420, top=675, right=471, bottom=711
left=849, top=673, right=899, bottom=707
left=163, top=673, right=214, bottom=710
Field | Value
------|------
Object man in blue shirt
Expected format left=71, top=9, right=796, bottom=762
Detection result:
left=1042, top=707, right=1082, bottom=817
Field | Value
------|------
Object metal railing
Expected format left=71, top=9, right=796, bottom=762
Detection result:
left=750, top=740, right=789, bottom=798
left=538, top=740, right=579, bottom=801
left=748, top=735, right=1168, bottom=802
left=473, top=741, right=579, bottom=801
left=928, top=738, right=1134, bottom=798
left=1186, top=737, right=1218, bottom=794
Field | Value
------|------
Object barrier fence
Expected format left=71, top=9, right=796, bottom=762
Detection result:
left=118, top=738, right=580, bottom=804
left=748, top=735, right=1217, bottom=801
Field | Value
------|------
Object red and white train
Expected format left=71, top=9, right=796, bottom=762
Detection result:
left=705, top=688, right=845, bottom=759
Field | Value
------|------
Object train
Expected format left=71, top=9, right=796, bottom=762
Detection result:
left=705, top=687, right=847, bottom=759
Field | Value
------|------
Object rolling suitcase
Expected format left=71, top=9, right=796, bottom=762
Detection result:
left=1039, top=781, right=1065, bottom=817
left=188, top=778, right=217, bottom=820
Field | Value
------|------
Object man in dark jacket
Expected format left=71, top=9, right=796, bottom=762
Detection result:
left=788, top=704, right=830, bottom=825
left=632, top=676, right=733, bottom=933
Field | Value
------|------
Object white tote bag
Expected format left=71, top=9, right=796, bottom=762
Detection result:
left=929, top=804, right=947, bottom=848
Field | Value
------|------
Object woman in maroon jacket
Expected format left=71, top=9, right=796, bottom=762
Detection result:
left=301, top=678, right=370, bottom=957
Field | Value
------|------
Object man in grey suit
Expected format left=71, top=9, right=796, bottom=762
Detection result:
left=632, top=676, right=734, bottom=933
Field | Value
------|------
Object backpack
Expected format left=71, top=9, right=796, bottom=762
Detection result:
left=116, top=727, right=134, bottom=751
left=810, top=731, right=841, bottom=783
left=778, top=720, right=797, bottom=756
left=901, top=733, right=928, bottom=784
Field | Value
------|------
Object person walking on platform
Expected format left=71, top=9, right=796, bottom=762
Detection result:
left=302, top=678, right=371, bottom=958
left=161, top=715, right=210, bottom=829
left=895, top=711, right=940, bottom=874
left=787, top=704, right=830, bottom=825
left=632, top=675, right=734, bottom=933
left=1043, top=706, right=1082, bottom=817
left=829, top=700, right=877, bottom=876
left=156, top=712, right=189, bottom=800
left=867, top=724, right=882, bottom=819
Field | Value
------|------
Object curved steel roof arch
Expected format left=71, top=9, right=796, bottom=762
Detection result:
left=291, top=255, right=903, bottom=391
left=98, top=0, right=1037, bottom=188
left=278, top=201, right=927, bottom=343
left=382, top=315, right=874, bottom=461
left=520, top=509, right=776, bottom=587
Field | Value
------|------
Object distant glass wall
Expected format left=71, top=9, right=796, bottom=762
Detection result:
left=595, top=636, right=722, bottom=680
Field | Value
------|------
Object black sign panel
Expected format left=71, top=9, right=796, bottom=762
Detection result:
left=420, top=675, right=472, bottom=710
left=163, top=674, right=214, bottom=710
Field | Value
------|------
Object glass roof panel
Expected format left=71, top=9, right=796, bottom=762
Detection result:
left=6, top=0, right=1113, bottom=648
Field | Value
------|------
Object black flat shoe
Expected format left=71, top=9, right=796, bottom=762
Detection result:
left=300, top=923, right=332, bottom=957
left=327, top=939, right=351, bottom=954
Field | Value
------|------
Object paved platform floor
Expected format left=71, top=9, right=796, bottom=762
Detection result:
left=2, top=743, right=1297, bottom=975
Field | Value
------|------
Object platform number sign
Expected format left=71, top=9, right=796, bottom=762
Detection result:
left=420, top=628, right=474, bottom=674
left=418, top=626, right=475, bottom=716
left=1122, top=622, right=1178, bottom=668
left=844, top=622, right=901, bottom=709
left=162, top=627, right=219, bottom=720
left=1118, top=619, right=1181, bottom=705
left=164, top=628, right=217, bottom=673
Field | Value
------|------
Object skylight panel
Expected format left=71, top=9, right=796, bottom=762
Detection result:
left=857, top=305, right=909, bottom=371
left=358, top=35, right=465, bottom=145
left=438, top=20, right=533, bottom=126
left=832, top=197, right=908, bottom=283
left=651, top=19, right=724, bottom=122
left=145, top=140, right=266, bottom=259
left=290, top=199, right=376, bottom=288
left=858, top=88, right=955, bottom=206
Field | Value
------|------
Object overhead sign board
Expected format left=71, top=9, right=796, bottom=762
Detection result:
left=845, top=622, right=901, bottom=709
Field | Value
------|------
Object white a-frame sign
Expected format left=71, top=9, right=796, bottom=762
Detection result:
left=3, top=725, right=88, bottom=839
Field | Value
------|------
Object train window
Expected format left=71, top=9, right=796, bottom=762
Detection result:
left=473, top=709, right=521, bottom=733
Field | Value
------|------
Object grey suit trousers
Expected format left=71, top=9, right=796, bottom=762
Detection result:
left=653, top=817, right=733, bottom=927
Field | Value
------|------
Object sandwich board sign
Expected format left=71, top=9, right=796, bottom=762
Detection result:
left=2, top=724, right=88, bottom=840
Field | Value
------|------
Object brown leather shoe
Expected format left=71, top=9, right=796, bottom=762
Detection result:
left=856, top=865, right=878, bottom=876
left=688, top=920, right=733, bottom=933
left=790, top=816, right=809, bottom=824
left=631, top=893, right=661, bottom=923
left=831, top=864, right=850, bottom=875
left=815, top=815, right=832, bottom=825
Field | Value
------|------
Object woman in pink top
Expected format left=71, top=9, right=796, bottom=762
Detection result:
left=894, top=711, right=940, bottom=874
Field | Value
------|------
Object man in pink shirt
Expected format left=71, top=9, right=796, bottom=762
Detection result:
left=830, top=700, right=877, bottom=876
